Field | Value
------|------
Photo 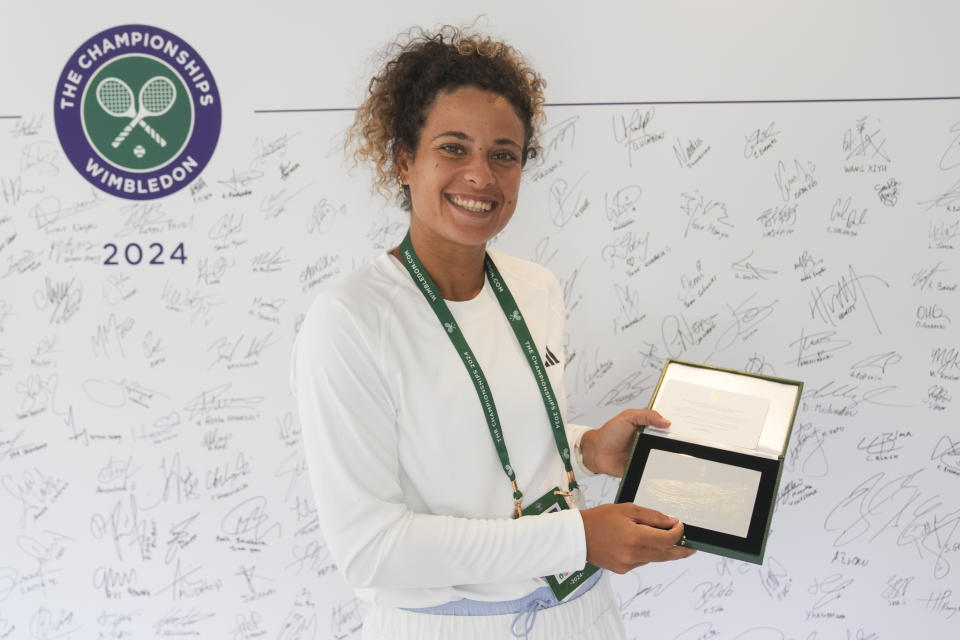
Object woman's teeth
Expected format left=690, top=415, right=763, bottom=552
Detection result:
left=450, top=196, right=494, bottom=212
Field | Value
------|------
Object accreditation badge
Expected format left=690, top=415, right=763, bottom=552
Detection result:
left=522, top=488, right=600, bottom=601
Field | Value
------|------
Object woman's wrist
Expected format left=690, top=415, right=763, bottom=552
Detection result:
left=577, top=429, right=600, bottom=476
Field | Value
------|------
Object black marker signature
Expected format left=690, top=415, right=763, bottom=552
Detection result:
left=598, top=371, right=653, bottom=407
left=83, top=377, right=164, bottom=410
left=802, top=379, right=906, bottom=415
left=759, top=556, right=792, bottom=602
left=209, top=212, right=244, bottom=240
left=806, top=572, right=853, bottom=613
left=154, top=606, right=216, bottom=634
left=912, top=262, right=950, bottom=292
left=20, top=141, right=60, bottom=176
left=875, top=177, right=900, bottom=207
left=604, top=185, right=642, bottom=228
left=165, top=513, right=200, bottom=565
left=534, top=115, right=579, bottom=166
left=1, top=175, right=46, bottom=207
left=33, top=276, right=82, bottom=324
left=218, top=168, right=265, bottom=195
left=680, top=191, right=731, bottom=239
left=775, top=158, right=817, bottom=202
left=601, top=230, right=649, bottom=270
left=924, top=384, right=952, bottom=411
left=673, top=136, right=711, bottom=168
left=920, top=176, right=960, bottom=211
left=547, top=173, right=588, bottom=227
left=857, top=431, right=910, bottom=458
left=850, top=351, right=901, bottom=377
left=662, top=312, right=718, bottom=358
left=116, top=201, right=191, bottom=237
left=744, top=352, right=777, bottom=376
left=276, top=609, right=320, bottom=640
left=156, top=559, right=223, bottom=600
left=2, top=467, right=68, bottom=528
left=824, top=469, right=958, bottom=578
left=939, top=119, right=960, bottom=170
left=829, top=196, right=868, bottom=230
left=260, top=183, right=313, bottom=219
left=89, top=494, right=155, bottom=562
left=807, top=265, right=889, bottom=333
left=788, top=328, right=851, bottom=367
left=929, top=219, right=960, bottom=249
left=251, top=132, right=300, bottom=165
left=931, top=436, right=960, bottom=473
left=183, top=383, right=264, bottom=422
left=221, top=495, right=282, bottom=542
left=611, top=108, right=664, bottom=167
left=230, top=611, right=265, bottom=640
left=10, top=114, right=43, bottom=137
left=613, top=283, right=645, bottom=333
left=251, top=247, right=290, bottom=273
left=785, top=421, right=837, bottom=478
left=843, top=117, right=890, bottom=162
left=715, top=293, right=779, bottom=352
left=308, top=198, right=347, bottom=234
left=744, top=122, right=780, bottom=159
left=29, top=607, right=81, bottom=639
left=732, top=251, right=777, bottom=280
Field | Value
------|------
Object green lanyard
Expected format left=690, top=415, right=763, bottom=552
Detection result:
left=398, top=232, right=579, bottom=518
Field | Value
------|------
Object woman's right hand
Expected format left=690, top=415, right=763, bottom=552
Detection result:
left=579, top=503, right=695, bottom=573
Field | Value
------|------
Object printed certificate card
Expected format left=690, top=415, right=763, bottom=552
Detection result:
left=616, top=359, right=802, bottom=564
left=653, top=379, right=770, bottom=450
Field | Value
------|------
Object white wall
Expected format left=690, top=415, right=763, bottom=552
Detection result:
left=2, top=2, right=958, bottom=638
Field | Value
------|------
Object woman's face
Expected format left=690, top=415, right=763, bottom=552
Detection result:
left=398, top=86, right=525, bottom=252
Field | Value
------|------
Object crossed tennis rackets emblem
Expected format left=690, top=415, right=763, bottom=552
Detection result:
left=95, top=75, right=177, bottom=149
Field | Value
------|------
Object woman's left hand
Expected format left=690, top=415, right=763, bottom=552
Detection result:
left=579, top=409, right=671, bottom=477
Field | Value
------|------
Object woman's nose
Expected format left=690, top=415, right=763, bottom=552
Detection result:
left=463, top=152, right=494, bottom=187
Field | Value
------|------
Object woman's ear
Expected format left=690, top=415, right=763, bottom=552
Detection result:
left=396, top=145, right=412, bottom=179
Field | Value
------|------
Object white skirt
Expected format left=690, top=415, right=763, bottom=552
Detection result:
left=361, top=574, right=626, bottom=640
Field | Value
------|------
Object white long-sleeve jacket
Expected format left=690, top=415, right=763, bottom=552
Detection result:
left=291, top=249, right=594, bottom=608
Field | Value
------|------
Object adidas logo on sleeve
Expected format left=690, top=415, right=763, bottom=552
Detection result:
left=544, top=346, right=560, bottom=367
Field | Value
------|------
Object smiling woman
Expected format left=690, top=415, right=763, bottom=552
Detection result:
left=396, top=87, right=525, bottom=300
left=292, top=24, right=694, bottom=640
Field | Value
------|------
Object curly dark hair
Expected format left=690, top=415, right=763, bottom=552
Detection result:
left=346, top=24, right=546, bottom=210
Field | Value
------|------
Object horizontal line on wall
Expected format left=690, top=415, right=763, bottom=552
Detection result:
left=254, top=107, right=355, bottom=113
left=0, top=115, right=22, bottom=119
left=254, top=95, right=960, bottom=114
left=547, top=96, right=960, bottom=107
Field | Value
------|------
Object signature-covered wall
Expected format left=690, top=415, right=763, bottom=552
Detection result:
left=1, top=2, right=958, bottom=638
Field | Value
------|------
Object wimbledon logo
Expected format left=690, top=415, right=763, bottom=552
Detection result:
left=54, top=25, right=221, bottom=200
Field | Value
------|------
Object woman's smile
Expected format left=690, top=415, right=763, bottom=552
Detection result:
left=446, top=193, right=498, bottom=214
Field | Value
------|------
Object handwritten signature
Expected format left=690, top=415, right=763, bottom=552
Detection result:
left=744, top=122, right=780, bottom=159
left=807, top=265, right=888, bottom=333
left=611, top=108, right=664, bottom=167
left=843, top=116, right=890, bottom=162
left=824, top=469, right=958, bottom=579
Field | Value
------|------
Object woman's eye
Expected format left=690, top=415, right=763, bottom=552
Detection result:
left=439, top=144, right=465, bottom=154
left=493, top=150, right=518, bottom=162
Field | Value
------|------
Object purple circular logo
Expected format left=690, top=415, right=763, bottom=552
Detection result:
left=54, top=25, right=221, bottom=200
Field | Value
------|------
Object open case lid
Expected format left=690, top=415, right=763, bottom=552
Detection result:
left=646, top=359, right=803, bottom=459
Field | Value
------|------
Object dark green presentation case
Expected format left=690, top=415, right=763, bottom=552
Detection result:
left=615, top=359, right=803, bottom=564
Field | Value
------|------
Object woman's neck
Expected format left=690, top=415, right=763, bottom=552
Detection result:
left=392, top=227, right=487, bottom=301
